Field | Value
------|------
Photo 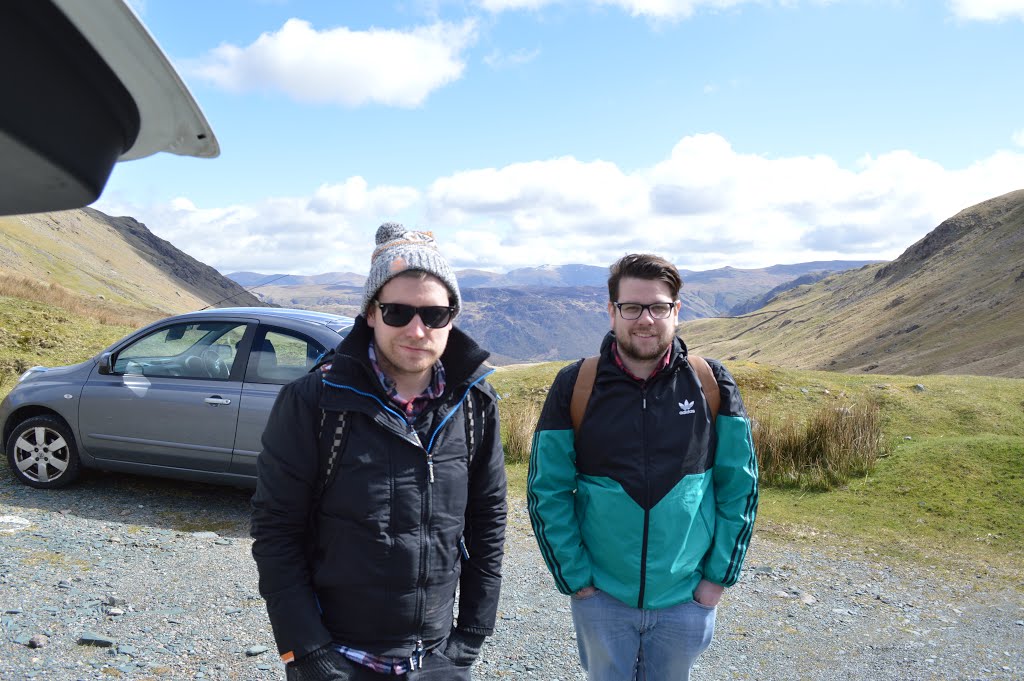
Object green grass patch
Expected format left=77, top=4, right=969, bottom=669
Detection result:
left=506, top=461, right=528, bottom=498
left=490, top=361, right=561, bottom=408
left=491, top=363, right=560, bottom=465
left=760, top=434, right=1024, bottom=578
left=0, top=294, right=137, bottom=397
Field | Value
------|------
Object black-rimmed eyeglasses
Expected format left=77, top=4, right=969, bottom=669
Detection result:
left=376, top=302, right=456, bottom=329
left=613, top=302, right=676, bottom=320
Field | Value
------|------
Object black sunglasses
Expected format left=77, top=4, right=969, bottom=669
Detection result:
left=376, top=302, right=456, bottom=329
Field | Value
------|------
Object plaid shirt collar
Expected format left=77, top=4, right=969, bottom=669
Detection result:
left=368, top=341, right=446, bottom=420
left=611, top=340, right=670, bottom=382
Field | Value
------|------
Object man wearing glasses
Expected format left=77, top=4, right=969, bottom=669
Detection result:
left=252, top=223, right=506, bottom=680
left=528, top=253, right=758, bottom=680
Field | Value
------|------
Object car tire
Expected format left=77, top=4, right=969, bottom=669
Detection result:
left=5, top=415, right=81, bottom=489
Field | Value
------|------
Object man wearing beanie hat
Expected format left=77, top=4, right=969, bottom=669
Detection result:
left=252, top=223, right=506, bottom=680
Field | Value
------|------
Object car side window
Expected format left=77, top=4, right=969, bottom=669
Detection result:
left=247, top=328, right=325, bottom=385
left=114, top=322, right=248, bottom=380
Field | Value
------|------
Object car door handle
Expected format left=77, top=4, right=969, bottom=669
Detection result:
left=204, top=397, right=232, bottom=406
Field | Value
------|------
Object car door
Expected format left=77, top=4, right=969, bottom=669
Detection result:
left=78, top=319, right=249, bottom=472
left=230, top=325, right=330, bottom=478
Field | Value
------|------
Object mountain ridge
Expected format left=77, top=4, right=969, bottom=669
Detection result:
left=0, top=208, right=264, bottom=315
left=680, top=189, right=1024, bottom=377
left=227, top=260, right=877, bottom=292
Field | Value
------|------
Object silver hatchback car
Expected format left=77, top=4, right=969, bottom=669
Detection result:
left=1, top=307, right=353, bottom=489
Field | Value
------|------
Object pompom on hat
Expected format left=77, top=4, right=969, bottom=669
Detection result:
left=361, top=223, right=462, bottom=315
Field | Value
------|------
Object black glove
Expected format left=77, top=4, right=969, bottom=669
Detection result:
left=286, top=645, right=350, bottom=681
left=442, top=628, right=486, bottom=667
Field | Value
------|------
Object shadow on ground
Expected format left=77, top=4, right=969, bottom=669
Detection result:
left=0, top=467, right=254, bottom=538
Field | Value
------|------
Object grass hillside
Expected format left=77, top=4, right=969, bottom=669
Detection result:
left=681, top=189, right=1024, bottom=378
left=0, top=293, right=136, bottom=392
left=491, top=360, right=1024, bottom=582
left=0, top=208, right=263, bottom=315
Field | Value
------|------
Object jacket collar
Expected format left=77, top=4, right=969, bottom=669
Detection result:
left=329, top=315, right=491, bottom=389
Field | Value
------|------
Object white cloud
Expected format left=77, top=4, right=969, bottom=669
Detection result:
left=483, top=47, right=542, bottom=69
left=478, top=0, right=556, bottom=10
left=425, top=135, right=1024, bottom=270
left=599, top=0, right=763, bottom=19
left=948, top=0, right=1024, bottom=21
left=94, top=187, right=414, bottom=276
left=480, top=0, right=781, bottom=19
left=188, top=18, right=477, bottom=107
left=1013, top=129, right=1024, bottom=147
left=98, top=135, right=1024, bottom=275
left=483, top=0, right=1024, bottom=21
left=306, top=177, right=420, bottom=216
left=169, top=197, right=196, bottom=211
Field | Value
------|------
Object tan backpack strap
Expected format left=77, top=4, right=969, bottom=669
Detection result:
left=689, top=355, right=720, bottom=424
left=570, top=357, right=599, bottom=433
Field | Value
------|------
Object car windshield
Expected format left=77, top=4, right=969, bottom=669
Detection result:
left=114, top=322, right=245, bottom=371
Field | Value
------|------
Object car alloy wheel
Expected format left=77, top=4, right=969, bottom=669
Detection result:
left=6, top=415, right=81, bottom=489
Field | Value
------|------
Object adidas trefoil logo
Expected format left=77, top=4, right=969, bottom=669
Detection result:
left=678, top=400, right=695, bottom=416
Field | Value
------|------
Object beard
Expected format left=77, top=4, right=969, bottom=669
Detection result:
left=374, top=337, right=443, bottom=378
left=615, top=325, right=674, bottom=363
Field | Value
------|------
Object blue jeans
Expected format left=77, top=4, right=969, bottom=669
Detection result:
left=570, top=589, right=716, bottom=681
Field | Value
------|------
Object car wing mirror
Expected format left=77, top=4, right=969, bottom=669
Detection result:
left=97, top=352, right=113, bottom=375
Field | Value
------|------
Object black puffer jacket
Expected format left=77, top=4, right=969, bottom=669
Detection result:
left=251, top=317, right=507, bottom=661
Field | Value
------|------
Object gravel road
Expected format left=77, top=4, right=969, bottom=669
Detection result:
left=1, top=469, right=1022, bottom=681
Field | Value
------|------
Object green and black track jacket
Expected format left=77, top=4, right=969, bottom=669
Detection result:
left=527, top=333, right=758, bottom=609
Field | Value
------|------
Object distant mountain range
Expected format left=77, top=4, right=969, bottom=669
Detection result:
left=228, top=271, right=366, bottom=288
left=227, top=261, right=877, bottom=363
left=229, top=260, right=876, bottom=297
left=681, top=188, right=1024, bottom=377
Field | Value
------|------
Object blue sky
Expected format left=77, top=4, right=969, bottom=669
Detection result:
left=94, top=0, right=1024, bottom=276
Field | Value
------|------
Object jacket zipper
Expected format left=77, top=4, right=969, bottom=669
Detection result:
left=412, top=396, right=466, bottom=651
left=409, top=401, right=459, bottom=653
left=411, top=638, right=425, bottom=670
left=638, top=386, right=650, bottom=609
left=410, top=419, right=430, bottom=653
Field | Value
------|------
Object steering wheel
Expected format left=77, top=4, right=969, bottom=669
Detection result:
left=184, top=355, right=205, bottom=375
left=201, top=348, right=229, bottom=379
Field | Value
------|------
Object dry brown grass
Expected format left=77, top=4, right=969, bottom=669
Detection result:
left=753, top=399, right=886, bottom=491
left=500, top=400, right=539, bottom=464
left=0, top=273, right=160, bottom=328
